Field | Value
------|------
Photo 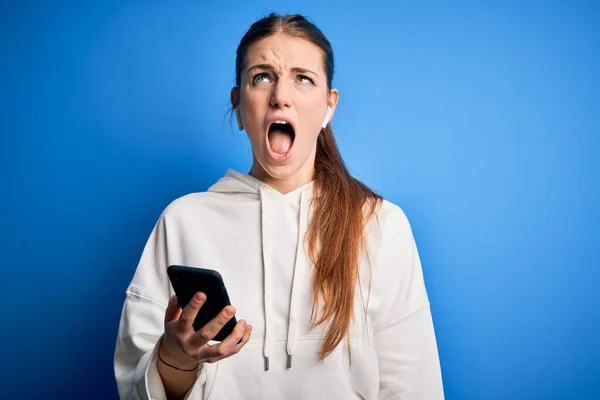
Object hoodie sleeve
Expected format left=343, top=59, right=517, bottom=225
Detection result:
left=372, top=208, right=444, bottom=399
left=113, top=212, right=207, bottom=399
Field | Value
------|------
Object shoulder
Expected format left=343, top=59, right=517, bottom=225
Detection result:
left=158, top=191, right=218, bottom=223
left=370, top=199, right=414, bottom=245
left=376, top=199, right=411, bottom=227
left=370, top=199, right=431, bottom=326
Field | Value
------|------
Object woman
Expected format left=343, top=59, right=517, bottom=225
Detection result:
left=114, top=13, right=444, bottom=400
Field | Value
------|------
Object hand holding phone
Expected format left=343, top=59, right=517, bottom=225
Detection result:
left=158, top=265, right=252, bottom=371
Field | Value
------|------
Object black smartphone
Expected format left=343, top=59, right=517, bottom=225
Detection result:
left=167, top=265, right=237, bottom=342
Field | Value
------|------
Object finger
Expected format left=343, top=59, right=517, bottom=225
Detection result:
left=210, top=320, right=248, bottom=357
left=204, top=325, right=252, bottom=363
left=164, top=295, right=182, bottom=324
left=178, top=292, right=206, bottom=333
left=234, top=325, right=252, bottom=352
left=189, top=305, right=235, bottom=348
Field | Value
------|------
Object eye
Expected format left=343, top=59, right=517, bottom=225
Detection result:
left=252, top=73, right=271, bottom=84
left=297, top=75, right=314, bottom=84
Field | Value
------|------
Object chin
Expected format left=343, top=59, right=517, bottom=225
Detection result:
left=255, top=151, right=314, bottom=182
left=259, top=159, right=299, bottom=180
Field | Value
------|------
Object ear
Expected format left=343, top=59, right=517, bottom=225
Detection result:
left=230, top=87, right=240, bottom=108
left=231, top=87, right=244, bottom=131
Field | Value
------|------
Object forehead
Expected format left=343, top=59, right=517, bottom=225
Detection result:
left=244, top=33, right=325, bottom=74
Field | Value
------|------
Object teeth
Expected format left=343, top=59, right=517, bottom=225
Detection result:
left=273, top=120, right=288, bottom=124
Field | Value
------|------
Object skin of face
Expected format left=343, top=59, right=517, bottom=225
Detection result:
left=231, top=32, right=339, bottom=194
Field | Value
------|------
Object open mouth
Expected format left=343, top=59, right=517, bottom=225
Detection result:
left=267, top=120, right=296, bottom=159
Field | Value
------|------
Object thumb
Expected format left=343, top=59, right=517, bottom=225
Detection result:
left=165, top=295, right=182, bottom=324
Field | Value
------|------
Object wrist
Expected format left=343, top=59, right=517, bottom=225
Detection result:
left=158, top=339, right=200, bottom=371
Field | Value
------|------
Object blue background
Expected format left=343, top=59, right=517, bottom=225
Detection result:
left=1, top=1, right=598, bottom=399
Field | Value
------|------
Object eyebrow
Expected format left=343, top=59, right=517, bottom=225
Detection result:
left=246, top=63, right=319, bottom=78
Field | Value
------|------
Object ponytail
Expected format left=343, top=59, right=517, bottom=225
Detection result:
left=307, top=125, right=382, bottom=359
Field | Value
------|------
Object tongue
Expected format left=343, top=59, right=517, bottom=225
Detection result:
left=268, top=130, right=293, bottom=154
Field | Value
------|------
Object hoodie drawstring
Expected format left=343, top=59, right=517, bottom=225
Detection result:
left=285, top=188, right=309, bottom=369
left=258, top=183, right=309, bottom=371
left=259, top=185, right=273, bottom=371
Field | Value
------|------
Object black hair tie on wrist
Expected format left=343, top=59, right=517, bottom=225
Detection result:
left=158, top=353, right=199, bottom=372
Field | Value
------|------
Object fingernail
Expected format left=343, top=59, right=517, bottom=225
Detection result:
left=240, top=320, right=247, bottom=327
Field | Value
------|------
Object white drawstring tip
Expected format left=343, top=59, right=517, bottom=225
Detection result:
left=286, top=354, right=293, bottom=369
left=264, top=356, right=270, bottom=371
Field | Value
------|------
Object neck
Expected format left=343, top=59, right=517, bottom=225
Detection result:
left=249, top=155, right=315, bottom=194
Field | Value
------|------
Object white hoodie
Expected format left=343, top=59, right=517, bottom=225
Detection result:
left=114, top=170, right=444, bottom=400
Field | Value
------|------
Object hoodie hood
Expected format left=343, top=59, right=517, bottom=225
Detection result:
left=208, top=169, right=314, bottom=198
left=209, top=169, right=314, bottom=370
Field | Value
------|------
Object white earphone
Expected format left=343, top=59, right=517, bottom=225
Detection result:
left=322, top=106, right=332, bottom=129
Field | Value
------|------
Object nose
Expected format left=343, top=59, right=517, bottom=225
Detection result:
left=270, top=79, right=292, bottom=109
